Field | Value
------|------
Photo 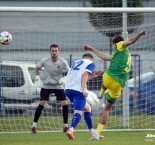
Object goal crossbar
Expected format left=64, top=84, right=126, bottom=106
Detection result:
left=0, top=7, right=155, bottom=13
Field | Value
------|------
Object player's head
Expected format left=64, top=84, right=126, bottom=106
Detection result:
left=112, top=35, right=124, bottom=49
left=82, top=53, right=94, bottom=61
left=50, top=44, right=60, bottom=51
left=50, top=44, right=60, bottom=60
left=113, top=35, right=124, bottom=44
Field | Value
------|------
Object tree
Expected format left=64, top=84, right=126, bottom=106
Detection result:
left=87, top=0, right=144, bottom=54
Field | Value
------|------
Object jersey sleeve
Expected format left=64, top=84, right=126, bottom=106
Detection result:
left=37, top=58, right=45, bottom=68
left=85, top=63, right=95, bottom=74
left=63, top=59, right=70, bottom=72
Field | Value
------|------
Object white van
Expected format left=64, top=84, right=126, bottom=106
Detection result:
left=1, top=61, right=41, bottom=113
left=0, top=61, right=103, bottom=115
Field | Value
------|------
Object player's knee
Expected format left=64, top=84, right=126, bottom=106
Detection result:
left=84, top=102, right=91, bottom=112
left=39, top=100, right=47, bottom=106
left=60, top=100, right=68, bottom=106
left=74, top=110, right=83, bottom=116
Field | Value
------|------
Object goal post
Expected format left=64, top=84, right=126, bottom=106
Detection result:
left=0, top=6, right=155, bottom=133
left=0, top=7, right=155, bottom=13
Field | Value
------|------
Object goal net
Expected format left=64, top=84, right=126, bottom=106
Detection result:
left=0, top=1, right=155, bottom=133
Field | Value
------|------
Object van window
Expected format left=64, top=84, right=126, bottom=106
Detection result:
left=1, top=65, right=24, bottom=87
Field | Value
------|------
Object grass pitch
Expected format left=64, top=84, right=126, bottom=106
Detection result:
left=0, top=131, right=155, bottom=145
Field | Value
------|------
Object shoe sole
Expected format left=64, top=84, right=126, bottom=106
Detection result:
left=66, top=132, right=74, bottom=140
left=99, top=135, right=104, bottom=139
left=31, top=128, right=37, bottom=133
left=63, top=127, right=69, bottom=132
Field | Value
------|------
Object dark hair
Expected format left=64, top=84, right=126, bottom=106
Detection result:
left=82, top=53, right=94, bottom=59
left=50, top=44, right=60, bottom=51
left=112, top=35, right=124, bottom=44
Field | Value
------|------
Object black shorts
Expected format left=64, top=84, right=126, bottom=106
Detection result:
left=40, top=88, right=67, bottom=101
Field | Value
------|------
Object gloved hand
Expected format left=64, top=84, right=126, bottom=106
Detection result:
left=34, top=75, right=43, bottom=88
left=98, top=92, right=103, bottom=99
left=59, top=77, right=66, bottom=86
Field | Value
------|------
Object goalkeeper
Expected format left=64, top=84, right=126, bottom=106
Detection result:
left=31, top=44, right=70, bottom=133
left=83, top=30, right=147, bottom=137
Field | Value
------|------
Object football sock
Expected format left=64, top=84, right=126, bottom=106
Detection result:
left=100, top=87, right=106, bottom=94
left=32, top=122, right=37, bottom=127
left=62, top=105, right=68, bottom=124
left=70, top=127, right=74, bottom=131
left=64, top=124, right=68, bottom=127
left=90, top=128, right=95, bottom=133
left=71, top=113, right=81, bottom=129
left=96, top=123, right=105, bottom=135
left=33, top=104, right=44, bottom=122
left=84, top=112, right=93, bottom=130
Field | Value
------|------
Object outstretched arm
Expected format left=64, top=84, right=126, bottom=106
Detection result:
left=83, top=45, right=112, bottom=61
left=123, top=30, right=147, bottom=48
left=88, top=71, right=102, bottom=81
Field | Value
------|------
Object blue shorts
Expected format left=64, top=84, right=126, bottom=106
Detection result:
left=65, top=89, right=86, bottom=111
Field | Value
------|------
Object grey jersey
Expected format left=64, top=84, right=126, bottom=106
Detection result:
left=37, top=56, right=70, bottom=89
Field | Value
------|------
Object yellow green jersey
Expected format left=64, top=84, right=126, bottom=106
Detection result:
left=107, top=41, right=131, bottom=87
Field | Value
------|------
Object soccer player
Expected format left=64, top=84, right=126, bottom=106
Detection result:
left=31, top=44, right=70, bottom=133
left=83, top=30, right=147, bottom=136
left=65, top=53, right=103, bottom=140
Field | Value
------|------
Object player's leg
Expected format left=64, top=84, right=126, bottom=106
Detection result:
left=84, top=102, right=93, bottom=130
left=31, top=88, right=50, bottom=133
left=65, top=90, right=86, bottom=140
left=84, top=102, right=103, bottom=140
left=98, top=72, right=108, bottom=98
left=55, top=89, right=69, bottom=132
left=96, top=101, right=113, bottom=135
left=96, top=74, right=123, bottom=135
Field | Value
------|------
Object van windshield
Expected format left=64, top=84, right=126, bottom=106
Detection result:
left=28, top=67, right=44, bottom=84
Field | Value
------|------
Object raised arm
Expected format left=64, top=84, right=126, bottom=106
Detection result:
left=123, top=30, right=147, bottom=48
left=83, top=45, right=112, bottom=61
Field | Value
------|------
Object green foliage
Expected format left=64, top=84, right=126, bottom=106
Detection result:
left=88, top=0, right=144, bottom=37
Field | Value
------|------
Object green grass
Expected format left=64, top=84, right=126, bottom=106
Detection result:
left=0, top=115, right=155, bottom=132
left=0, top=131, right=155, bottom=145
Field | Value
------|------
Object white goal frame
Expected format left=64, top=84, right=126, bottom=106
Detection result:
left=0, top=7, right=155, bottom=13
left=0, top=6, right=155, bottom=133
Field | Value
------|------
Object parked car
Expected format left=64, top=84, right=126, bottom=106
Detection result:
left=128, top=72, right=155, bottom=114
left=0, top=61, right=42, bottom=114
left=0, top=61, right=102, bottom=115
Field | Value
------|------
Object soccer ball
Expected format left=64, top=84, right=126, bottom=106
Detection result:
left=0, top=31, right=12, bottom=45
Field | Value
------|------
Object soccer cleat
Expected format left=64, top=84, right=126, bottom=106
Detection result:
left=66, top=128, right=74, bottom=140
left=31, top=126, right=37, bottom=133
left=99, top=134, right=104, bottom=139
left=89, top=132, right=99, bottom=140
left=63, top=126, right=69, bottom=132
